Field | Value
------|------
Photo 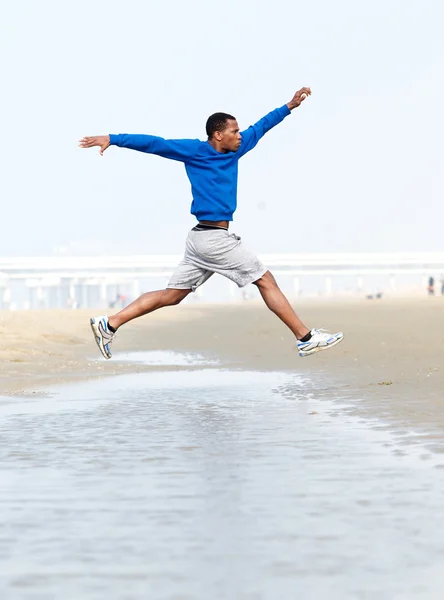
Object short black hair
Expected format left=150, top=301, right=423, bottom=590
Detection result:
left=206, top=112, right=236, bottom=138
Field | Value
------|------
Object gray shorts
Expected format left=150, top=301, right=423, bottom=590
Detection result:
left=167, top=227, right=267, bottom=291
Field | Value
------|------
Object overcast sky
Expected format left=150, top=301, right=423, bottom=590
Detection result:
left=1, top=0, right=443, bottom=257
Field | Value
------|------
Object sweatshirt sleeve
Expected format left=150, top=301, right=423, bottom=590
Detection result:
left=237, top=105, right=291, bottom=158
left=109, top=134, right=200, bottom=163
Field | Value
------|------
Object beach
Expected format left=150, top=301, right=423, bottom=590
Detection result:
left=2, top=297, right=444, bottom=599
left=1, top=297, right=444, bottom=438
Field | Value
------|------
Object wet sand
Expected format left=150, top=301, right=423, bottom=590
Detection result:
left=1, top=297, right=444, bottom=445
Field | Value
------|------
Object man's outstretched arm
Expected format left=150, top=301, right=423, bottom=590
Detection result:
left=79, top=134, right=200, bottom=162
left=238, top=87, right=311, bottom=157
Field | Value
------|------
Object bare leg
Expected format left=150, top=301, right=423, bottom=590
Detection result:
left=253, top=271, right=310, bottom=340
left=109, top=288, right=191, bottom=330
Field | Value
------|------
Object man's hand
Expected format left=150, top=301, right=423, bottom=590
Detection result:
left=287, top=87, right=312, bottom=111
left=79, top=135, right=110, bottom=156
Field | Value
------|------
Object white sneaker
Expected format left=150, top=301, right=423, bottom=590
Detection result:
left=90, top=316, right=115, bottom=359
left=297, top=328, right=343, bottom=357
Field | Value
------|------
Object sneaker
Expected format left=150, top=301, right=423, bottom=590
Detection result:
left=90, top=316, right=115, bottom=359
left=298, top=328, right=343, bottom=357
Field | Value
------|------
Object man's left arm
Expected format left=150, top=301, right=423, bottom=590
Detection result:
left=238, top=87, right=311, bottom=157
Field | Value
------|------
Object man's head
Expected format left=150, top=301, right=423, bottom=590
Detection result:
left=206, top=112, right=241, bottom=153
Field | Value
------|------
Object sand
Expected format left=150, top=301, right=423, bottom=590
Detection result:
left=1, top=297, right=444, bottom=444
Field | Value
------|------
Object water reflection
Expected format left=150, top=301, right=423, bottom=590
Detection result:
left=0, top=368, right=443, bottom=599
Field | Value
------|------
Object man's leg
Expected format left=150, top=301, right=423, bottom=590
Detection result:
left=192, top=228, right=342, bottom=357
left=109, top=288, right=191, bottom=330
left=90, top=288, right=191, bottom=359
left=253, top=270, right=343, bottom=356
left=253, top=271, right=310, bottom=340
left=91, top=225, right=209, bottom=359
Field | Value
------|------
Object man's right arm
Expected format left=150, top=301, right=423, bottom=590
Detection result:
left=79, top=134, right=200, bottom=162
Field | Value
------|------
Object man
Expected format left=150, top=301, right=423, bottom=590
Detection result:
left=79, top=87, right=343, bottom=359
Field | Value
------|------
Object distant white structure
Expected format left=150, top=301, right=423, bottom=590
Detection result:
left=0, top=252, right=443, bottom=309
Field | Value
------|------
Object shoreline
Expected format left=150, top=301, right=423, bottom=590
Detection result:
left=1, top=298, right=444, bottom=449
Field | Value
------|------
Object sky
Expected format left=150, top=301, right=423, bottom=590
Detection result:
left=1, top=0, right=443, bottom=257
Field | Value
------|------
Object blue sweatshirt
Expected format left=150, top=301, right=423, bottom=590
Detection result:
left=109, top=104, right=291, bottom=222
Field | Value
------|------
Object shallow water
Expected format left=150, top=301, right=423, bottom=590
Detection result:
left=1, top=358, right=444, bottom=599
left=113, top=350, right=220, bottom=367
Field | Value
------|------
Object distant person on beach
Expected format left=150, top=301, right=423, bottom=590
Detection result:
left=79, top=87, right=343, bottom=359
left=428, top=276, right=435, bottom=296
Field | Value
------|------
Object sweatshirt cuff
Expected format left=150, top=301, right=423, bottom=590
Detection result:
left=109, top=134, right=120, bottom=146
left=280, top=104, right=291, bottom=117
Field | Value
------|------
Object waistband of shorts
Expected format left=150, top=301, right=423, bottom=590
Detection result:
left=192, top=223, right=229, bottom=232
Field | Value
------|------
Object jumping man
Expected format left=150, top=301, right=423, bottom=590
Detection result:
left=79, top=87, right=343, bottom=359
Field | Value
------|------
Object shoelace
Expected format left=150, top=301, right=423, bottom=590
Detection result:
left=106, top=328, right=117, bottom=343
left=299, top=328, right=333, bottom=346
left=312, top=328, right=330, bottom=335
left=99, top=320, right=116, bottom=343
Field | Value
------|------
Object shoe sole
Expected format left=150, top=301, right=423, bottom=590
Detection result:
left=299, top=335, right=343, bottom=358
left=90, top=317, right=112, bottom=360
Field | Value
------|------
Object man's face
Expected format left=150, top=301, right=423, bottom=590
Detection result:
left=219, top=119, right=242, bottom=152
